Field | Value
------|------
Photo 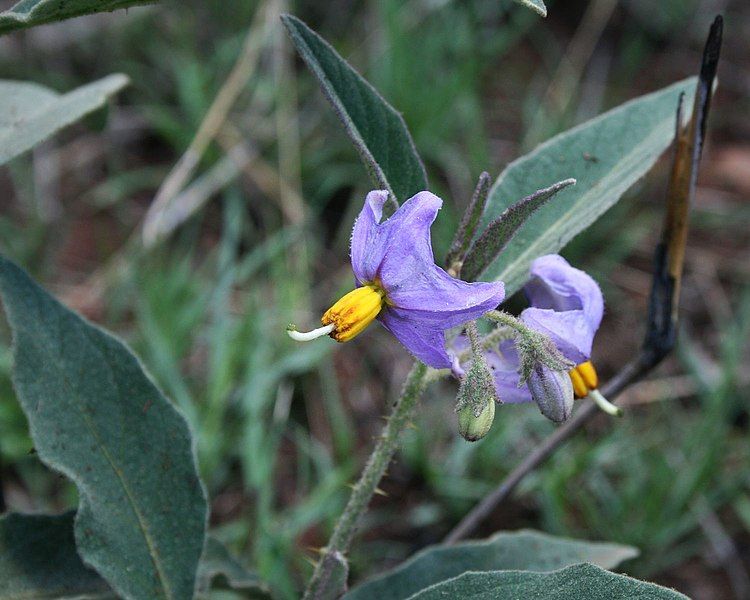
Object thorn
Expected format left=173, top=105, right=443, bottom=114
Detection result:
left=373, top=487, right=388, bottom=497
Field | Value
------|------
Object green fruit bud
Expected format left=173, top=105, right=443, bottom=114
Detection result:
left=457, top=397, right=495, bottom=442
left=454, top=322, right=500, bottom=442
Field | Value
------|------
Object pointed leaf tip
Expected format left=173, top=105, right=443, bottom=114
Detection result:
left=282, top=14, right=426, bottom=211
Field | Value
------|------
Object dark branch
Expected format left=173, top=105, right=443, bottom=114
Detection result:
left=444, top=16, right=722, bottom=545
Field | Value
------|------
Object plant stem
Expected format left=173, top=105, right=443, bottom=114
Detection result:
left=465, top=321, right=483, bottom=356
left=484, top=309, right=527, bottom=333
left=303, top=361, right=429, bottom=599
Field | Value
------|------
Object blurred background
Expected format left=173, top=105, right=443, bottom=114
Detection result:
left=0, top=0, right=748, bottom=597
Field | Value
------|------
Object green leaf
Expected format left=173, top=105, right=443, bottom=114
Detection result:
left=197, top=537, right=271, bottom=598
left=407, top=563, right=688, bottom=599
left=0, top=0, right=156, bottom=35
left=0, top=255, right=207, bottom=600
left=462, top=178, right=576, bottom=282
left=479, top=77, right=697, bottom=296
left=0, top=515, right=271, bottom=600
left=0, top=74, right=128, bottom=166
left=345, top=530, right=638, bottom=600
left=446, top=172, right=491, bottom=270
left=0, top=512, right=115, bottom=599
left=513, top=0, right=547, bottom=17
left=282, top=14, right=427, bottom=211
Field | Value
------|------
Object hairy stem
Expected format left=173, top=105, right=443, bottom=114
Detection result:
left=303, top=361, right=429, bottom=599
left=484, top=309, right=528, bottom=334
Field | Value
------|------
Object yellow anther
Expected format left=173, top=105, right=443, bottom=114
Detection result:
left=569, top=368, right=588, bottom=399
left=569, top=361, right=599, bottom=399
left=577, top=361, right=598, bottom=390
left=568, top=361, right=621, bottom=416
left=322, top=284, right=385, bottom=342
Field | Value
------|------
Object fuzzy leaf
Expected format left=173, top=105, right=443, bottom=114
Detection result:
left=0, top=74, right=128, bottom=166
left=446, top=172, right=491, bottom=270
left=462, top=178, right=576, bottom=282
left=0, top=0, right=156, bottom=34
left=345, top=530, right=637, bottom=600
left=478, top=78, right=697, bottom=296
left=282, top=14, right=427, bottom=212
left=0, top=512, right=115, bottom=599
left=513, top=0, right=547, bottom=17
left=406, top=563, right=687, bottom=600
left=0, top=255, right=207, bottom=600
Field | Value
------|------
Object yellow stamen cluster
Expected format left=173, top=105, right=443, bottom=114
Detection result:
left=569, top=361, right=599, bottom=399
left=322, top=284, right=385, bottom=342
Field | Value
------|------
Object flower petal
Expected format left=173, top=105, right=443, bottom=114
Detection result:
left=521, top=307, right=594, bottom=364
left=525, top=254, right=603, bottom=329
left=388, top=266, right=505, bottom=329
left=369, top=191, right=443, bottom=285
left=350, top=190, right=389, bottom=283
left=351, top=190, right=443, bottom=285
left=379, top=308, right=451, bottom=369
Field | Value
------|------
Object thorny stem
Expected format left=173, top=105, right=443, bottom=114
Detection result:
left=303, top=361, right=429, bottom=599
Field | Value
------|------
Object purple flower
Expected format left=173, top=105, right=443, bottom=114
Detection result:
left=289, top=190, right=506, bottom=369
left=521, top=254, right=603, bottom=365
left=451, top=254, right=604, bottom=421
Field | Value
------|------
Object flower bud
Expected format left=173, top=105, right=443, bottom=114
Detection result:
left=527, top=364, right=574, bottom=423
left=454, top=351, right=499, bottom=442
left=457, top=397, right=496, bottom=442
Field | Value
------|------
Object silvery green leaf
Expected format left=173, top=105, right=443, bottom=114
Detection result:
left=0, top=255, right=207, bottom=600
left=0, top=74, right=128, bottom=166
left=461, top=178, right=575, bottom=282
left=0, top=0, right=155, bottom=34
left=406, top=564, right=687, bottom=600
left=479, top=78, right=697, bottom=296
left=345, top=530, right=637, bottom=600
